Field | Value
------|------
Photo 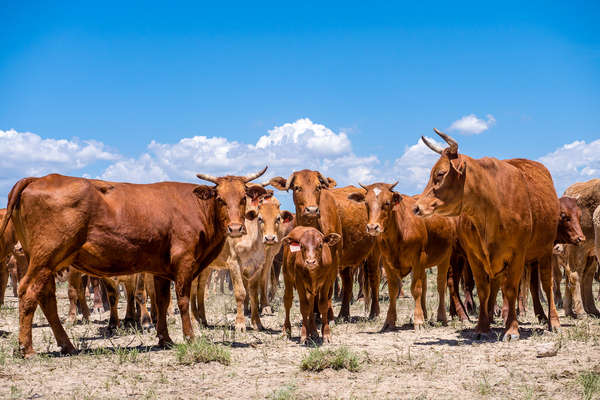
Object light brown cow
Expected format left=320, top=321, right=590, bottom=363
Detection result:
left=415, top=129, right=559, bottom=340
left=348, top=183, right=458, bottom=331
left=282, top=226, right=340, bottom=343
left=270, top=171, right=381, bottom=320
left=0, top=169, right=267, bottom=357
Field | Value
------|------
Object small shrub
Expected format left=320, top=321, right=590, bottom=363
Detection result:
left=114, top=346, right=140, bottom=364
left=300, top=346, right=361, bottom=372
left=175, top=336, right=231, bottom=366
left=578, top=371, right=600, bottom=400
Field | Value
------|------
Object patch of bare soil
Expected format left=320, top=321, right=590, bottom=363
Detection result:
left=1, top=271, right=599, bottom=399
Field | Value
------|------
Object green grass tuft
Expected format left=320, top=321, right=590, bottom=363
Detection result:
left=578, top=371, right=600, bottom=400
left=175, top=335, right=231, bottom=366
left=300, top=346, right=361, bottom=372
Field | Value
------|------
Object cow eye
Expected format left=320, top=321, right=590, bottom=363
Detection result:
left=384, top=201, right=391, bottom=208
left=276, top=216, right=281, bottom=223
left=217, top=197, right=225, bottom=204
left=294, top=186, right=302, bottom=192
left=258, top=216, right=264, bottom=223
left=240, top=197, right=246, bottom=205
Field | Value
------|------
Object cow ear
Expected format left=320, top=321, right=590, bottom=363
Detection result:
left=194, top=185, right=216, bottom=200
left=451, top=158, right=466, bottom=175
left=347, top=192, right=365, bottom=203
left=246, top=185, right=267, bottom=200
left=281, top=210, right=294, bottom=223
left=327, top=177, right=337, bottom=188
left=391, top=192, right=402, bottom=206
left=323, top=233, right=341, bottom=247
left=269, top=177, right=288, bottom=191
left=245, top=209, right=258, bottom=220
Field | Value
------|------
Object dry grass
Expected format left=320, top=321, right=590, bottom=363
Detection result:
left=0, top=270, right=598, bottom=399
left=300, top=346, right=362, bottom=372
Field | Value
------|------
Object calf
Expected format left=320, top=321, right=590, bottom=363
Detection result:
left=282, top=226, right=340, bottom=343
left=348, top=183, right=457, bottom=331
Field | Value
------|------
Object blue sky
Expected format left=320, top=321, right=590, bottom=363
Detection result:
left=0, top=2, right=599, bottom=208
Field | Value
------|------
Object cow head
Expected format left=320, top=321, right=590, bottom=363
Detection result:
left=556, top=196, right=585, bottom=245
left=194, top=167, right=268, bottom=238
left=414, top=129, right=466, bottom=217
left=256, top=195, right=294, bottom=245
left=269, top=170, right=336, bottom=219
left=283, top=227, right=340, bottom=269
left=348, top=182, right=401, bottom=236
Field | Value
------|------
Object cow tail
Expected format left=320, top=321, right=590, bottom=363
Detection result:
left=0, top=177, right=37, bottom=236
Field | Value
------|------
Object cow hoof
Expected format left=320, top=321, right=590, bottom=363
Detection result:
left=323, top=335, right=331, bottom=344
left=414, top=324, right=424, bottom=334
left=262, top=306, right=273, bottom=315
left=157, top=338, right=174, bottom=349
left=380, top=323, right=396, bottom=332
left=502, top=333, right=520, bottom=342
left=60, top=344, right=78, bottom=356
left=235, top=322, right=246, bottom=332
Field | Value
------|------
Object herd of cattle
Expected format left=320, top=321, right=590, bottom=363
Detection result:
left=0, top=129, right=599, bottom=358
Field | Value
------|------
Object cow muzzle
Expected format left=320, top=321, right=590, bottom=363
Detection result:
left=366, top=223, right=383, bottom=236
left=303, top=206, right=320, bottom=217
left=304, top=258, right=318, bottom=267
left=263, top=234, right=278, bottom=245
left=227, top=223, right=246, bottom=237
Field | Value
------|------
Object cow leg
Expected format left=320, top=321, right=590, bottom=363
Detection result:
left=463, top=265, right=477, bottom=315
left=366, top=252, right=381, bottom=319
left=502, top=257, right=524, bottom=341
left=319, top=289, right=332, bottom=343
left=381, top=265, right=399, bottom=332
left=9, top=261, right=18, bottom=297
left=269, top=260, right=279, bottom=301
left=38, top=273, right=77, bottom=355
left=552, top=256, right=563, bottom=309
left=122, top=277, right=138, bottom=328
left=538, top=255, right=560, bottom=331
left=67, top=271, right=79, bottom=324
left=411, top=265, right=427, bottom=331
left=0, top=261, right=8, bottom=306
left=135, top=274, right=153, bottom=330
left=193, top=270, right=210, bottom=326
left=298, top=286, right=311, bottom=344
left=153, top=276, right=173, bottom=348
left=447, top=260, right=469, bottom=322
left=248, top=274, right=264, bottom=331
left=227, top=260, right=247, bottom=332
left=528, top=262, right=547, bottom=322
left=436, top=258, right=450, bottom=324
left=337, top=267, right=352, bottom=321
left=282, top=265, right=294, bottom=338
left=582, top=257, right=600, bottom=317
left=174, top=268, right=194, bottom=342
left=260, top=253, right=276, bottom=314
left=564, top=249, right=585, bottom=318
left=103, top=278, right=120, bottom=330
left=469, top=259, right=491, bottom=336
left=488, top=276, right=501, bottom=324
left=517, top=267, right=528, bottom=317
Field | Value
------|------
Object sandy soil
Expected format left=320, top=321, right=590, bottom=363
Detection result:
left=0, top=271, right=599, bottom=400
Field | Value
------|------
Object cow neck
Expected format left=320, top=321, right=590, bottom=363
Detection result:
left=388, top=201, right=412, bottom=242
left=294, top=206, right=321, bottom=231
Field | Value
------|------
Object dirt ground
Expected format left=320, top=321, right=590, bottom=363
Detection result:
left=0, top=271, right=599, bottom=400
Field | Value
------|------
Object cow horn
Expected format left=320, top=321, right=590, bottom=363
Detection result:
left=433, top=128, right=458, bottom=152
left=196, top=173, right=219, bottom=184
left=359, top=183, right=368, bottom=191
left=421, top=136, right=444, bottom=154
left=388, top=181, right=398, bottom=191
left=243, top=166, right=268, bottom=183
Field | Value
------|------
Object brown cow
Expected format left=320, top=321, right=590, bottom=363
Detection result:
left=519, top=196, right=586, bottom=317
left=282, top=226, right=341, bottom=343
left=270, top=171, right=380, bottom=320
left=348, top=183, right=458, bottom=330
left=415, top=129, right=559, bottom=340
left=0, top=168, right=267, bottom=357
left=0, top=209, right=19, bottom=306
left=557, top=180, right=600, bottom=317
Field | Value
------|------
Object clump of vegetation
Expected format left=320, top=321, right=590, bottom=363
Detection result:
left=578, top=371, right=600, bottom=400
left=300, top=346, right=361, bottom=372
left=114, top=346, right=140, bottom=364
left=175, top=335, right=231, bottom=366
left=269, top=383, right=298, bottom=400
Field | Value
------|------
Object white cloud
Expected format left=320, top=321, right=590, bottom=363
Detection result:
left=0, top=129, right=119, bottom=201
left=387, top=137, right=445, bottom=194
left=538, top=139, right=600, bottom=194
left=448, top=114, right=496, bottom=135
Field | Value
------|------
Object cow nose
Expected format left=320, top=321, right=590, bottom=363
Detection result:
left=366, top=223, right=382, bottom=236
left=227, top=223, right=245, bottom=237
left=413, top=205, right=422, bottom=215
left=263, top=234, right=277, bottom=244
left=305, top=258, right=317, bottom=266
left=576, top=236, right=585, bottom=245
left=304, top=206, right=319, bottom=216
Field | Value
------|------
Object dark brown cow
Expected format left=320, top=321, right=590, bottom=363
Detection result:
left=348, top=183, right=458, bottom=330
left=0, top=168, right=267, bottom=357
left=415, top=129, right=559, bottom=340
left=282, top=226, right=340, bottom=343
left=270, top=170, right=380, bottom=320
